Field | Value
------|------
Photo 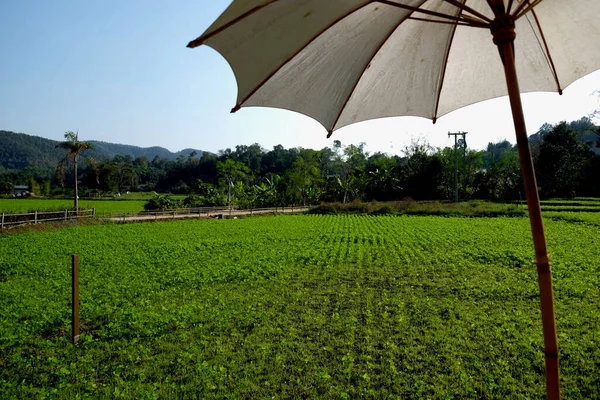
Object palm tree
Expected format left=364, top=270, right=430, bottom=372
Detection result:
left=56, top=131, right=94, bottom=210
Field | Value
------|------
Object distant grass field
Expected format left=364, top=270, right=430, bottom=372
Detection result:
left=541, top=201, right=600, bottom=207
left=548, top=197, right=600, bottom=203
left=540, top=199, right=600, bottom=213
left=542, top=206, right=600, bottom=212
left=1, top=215, right=598, bottom=398
left=310, top=200, right=527, bottom=217
left=92, top=192, right=187, bottom=201
left=543, top=211, right=600, bottom=226
left=0, top=199, right=147, bottom=213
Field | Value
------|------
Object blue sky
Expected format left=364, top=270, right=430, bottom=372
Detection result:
left=2, top=1, right=600, bottom=155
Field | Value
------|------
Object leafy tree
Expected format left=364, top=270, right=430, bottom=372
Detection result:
left=41, top=181, right=51, bottom=197
left=399, top=140, right=444, bottom=200
left=230, top=143, right=264, bottom=172
left=27, top=177, right=40, bottom=195
left=184, top=184, right=225, bottom=207
left=4, top=117, right=598, bottom=204
left=110, top=156, right=136, bottom=193
left=535, top=122, right=594, bottom=198
left=253, top=174, right=281, bottom=208
left=364, top=155, right=401, bottom=201
left=144, top=194, right=177, bottom=210
left=473, top=150, right=521, bottom=200
left=286, top=149, right=323, bottom=206
left=327, top=142, right=368, bottom=203
left=0, top=181, right=13, bottom=195
left=261, top=145, right=298, bottom=175
left=216, top=159, right=250, bottom=207
left=56, top=131, right=94, bottom=210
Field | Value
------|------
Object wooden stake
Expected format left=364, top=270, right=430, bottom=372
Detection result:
left=72, top=254, right=80, bottom=344
left=496, top=27, right=560, bottom=400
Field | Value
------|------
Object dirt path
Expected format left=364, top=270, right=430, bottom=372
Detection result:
left=107, top=207, right=310, bottom=223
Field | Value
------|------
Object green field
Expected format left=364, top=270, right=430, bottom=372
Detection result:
left=1, top=215, right=599, bottom=398
left=543, top=211, right=600, bottom=226
left=0, top=199, right=147, bottom=213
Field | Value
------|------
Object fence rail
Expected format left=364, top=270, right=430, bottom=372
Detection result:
left=96, top=206, right=228, bottom=219
left=99, top=206, right=309, bottom=221
left=0, top=205, right=310, bottom=230
left=0, top=209, right=95, bottom=229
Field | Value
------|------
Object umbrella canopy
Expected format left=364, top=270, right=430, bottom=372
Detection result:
left=188, top=1, right=600, bottom=399
left=188, top=0, right=599, bottom=135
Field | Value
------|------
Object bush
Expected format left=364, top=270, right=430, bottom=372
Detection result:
left=183, top=192, right=226, bottom=208
left=144, top=194, right=177, bottom=210
left=0, top=181, right=13, bottom=195
left=309, top=200, right=526, bottom=218
left=370, top=204, right=396, bottom=216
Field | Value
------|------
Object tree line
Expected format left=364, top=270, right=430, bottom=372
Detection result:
left=1, top=117, right=599, bottom=208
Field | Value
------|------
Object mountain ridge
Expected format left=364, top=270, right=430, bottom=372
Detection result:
left=0, top=130, right=206, bottom=171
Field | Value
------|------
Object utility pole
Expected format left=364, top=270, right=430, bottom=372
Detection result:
left=460, top=134, right=468, bottom=201
left=448, top=131, right=468, bottom=202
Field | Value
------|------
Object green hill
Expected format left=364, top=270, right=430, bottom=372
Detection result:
left=0, top=130, right=204, bottom=171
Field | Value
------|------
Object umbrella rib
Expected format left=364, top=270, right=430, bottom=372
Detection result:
left=529, top=9, right=563, bottom=94
left=327, top=9, right=418, bottom=136
left=507, top=0, right=515, bottom=14
left=375, top=0, right=487, bottom=27
left=231, top=1, right=392, bottom=112
left=187, top=0, right=279, bottom=48
left=485, top=0, right=498, bottom=16
left=407, top=16, right=486, bottom=28
left=514, top=0, right=544, bottom=20
left=432, top=2, right=463, bottom=122
left=441, top=0, right=493, bottom=23
left=511, top=0, right=535, bottom=19
left=511, top=0, right=528, bottom=16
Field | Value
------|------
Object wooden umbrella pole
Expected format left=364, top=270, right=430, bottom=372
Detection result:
left=492, top=15, right=560, bottom=400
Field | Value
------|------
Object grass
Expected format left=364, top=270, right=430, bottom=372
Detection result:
left=310, top=200, right=526, bottom=217
left=0, top=199, right=147, bottom=213
left=541, top=202, right=600, bottom=207
left=43, top=192, right=188, bottom=201
left=541, top=206, right=600, bottom=212
left=546, top=197, right=600, bottom=203
left=94, top=192, right=187, bottom=201
left=543, top=211, right=600, bottom=226
left=1, top=215, right=598, bottom=398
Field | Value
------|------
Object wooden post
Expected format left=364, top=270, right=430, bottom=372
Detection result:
left=34, top=211, right=38, bottom=224
left=492, top=8, right=560, bottom=399
left=72, top=254, right=80, bottom=344
left=92, top=208, right=96, bottom=218
left=1, top=213, right=4, bottom=230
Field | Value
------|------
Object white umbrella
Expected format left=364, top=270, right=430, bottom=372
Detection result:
left=188, top=1, right=600, bottom=398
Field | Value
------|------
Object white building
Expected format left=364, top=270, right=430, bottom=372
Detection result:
left=13, top=185, right=29, bottom=196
